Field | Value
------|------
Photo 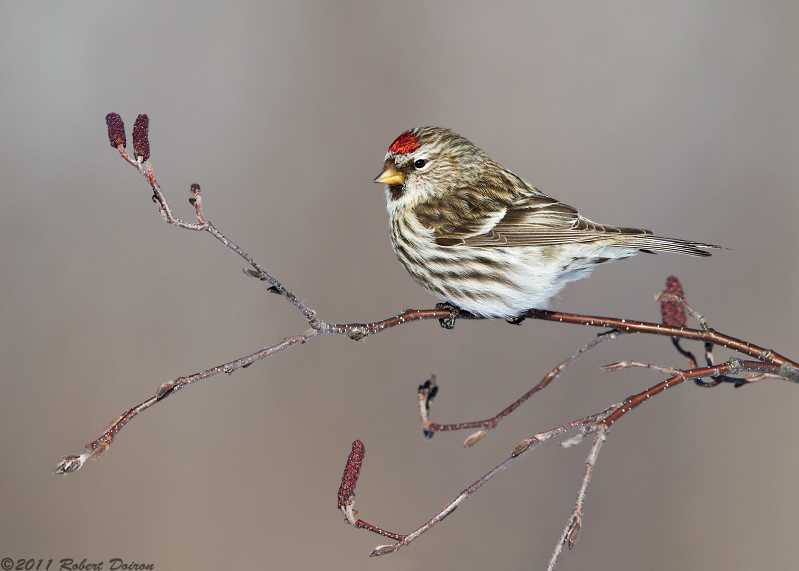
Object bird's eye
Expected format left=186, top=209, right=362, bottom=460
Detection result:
left=414, top=159, right=426, bottom=169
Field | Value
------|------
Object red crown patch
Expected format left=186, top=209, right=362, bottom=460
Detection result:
left=388, top=131, right=418, bottom=155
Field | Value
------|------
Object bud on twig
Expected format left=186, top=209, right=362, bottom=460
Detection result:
left=188, top=184, right=201, bottom=208
left=53, top=454, right=84, bottom=474
left=512, top=437, right=539, bottom=457
left=463, top=428, right=487, bottom=448
left=156, top=380, right=176, bottom=399
left=105, top=113, right=126, bottom=148
left=370, top=544, right=400, bottom=557
left=660, top=276, right=686, bottom=327
left=338, top=440, right=365, bottom=509
left=132, top=114, right=150, bottom=161
left=567, top=519, right=581, bottom=549
left=90, top=441, right=110, bottom=459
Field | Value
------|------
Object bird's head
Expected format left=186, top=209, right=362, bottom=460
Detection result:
left=374, top=127, right=489, bottom=213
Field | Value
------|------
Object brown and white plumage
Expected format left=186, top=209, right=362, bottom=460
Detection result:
left=375, top=127, right=720, bottom=319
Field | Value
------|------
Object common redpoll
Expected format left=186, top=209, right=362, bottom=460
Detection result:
left=374, top=127, right=720, bottom=326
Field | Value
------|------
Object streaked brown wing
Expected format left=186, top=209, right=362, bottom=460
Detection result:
left=432, top=192, right=652, bottom=247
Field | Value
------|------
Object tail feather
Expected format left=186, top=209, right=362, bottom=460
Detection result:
left=623, top=235, right=723, bottom=257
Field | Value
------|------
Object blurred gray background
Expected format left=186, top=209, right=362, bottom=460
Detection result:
left=2, top=2, right=798, bottom=570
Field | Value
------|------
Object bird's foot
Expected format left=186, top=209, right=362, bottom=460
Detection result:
left=505, top=314, right=526, bottom=325
left=435, top=302, right=460, bottom=330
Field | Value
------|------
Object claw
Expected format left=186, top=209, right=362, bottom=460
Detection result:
left=435, top=302, right=460, bottom=330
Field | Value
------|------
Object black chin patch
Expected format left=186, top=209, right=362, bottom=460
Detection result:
left=388, top=184, right=405, bottom=201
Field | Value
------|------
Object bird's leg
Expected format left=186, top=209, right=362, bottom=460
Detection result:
left=506, top=314, right=526, bottom=325
left=435, top=302, right=460, bottom=330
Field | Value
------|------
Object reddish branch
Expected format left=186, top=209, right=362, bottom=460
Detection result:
left=337, top=353, right=793, bottom=565
left=56, top=114, right=799, bottom=570
left=418, top=330, right=620, bottom=444
left=54, top=287, right=797, bottom=475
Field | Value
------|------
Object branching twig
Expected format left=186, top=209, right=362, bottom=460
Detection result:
left=58, top=115, right=799, bottom=571
left=337, top=405, right=621, bottom=557
left=419, top=329, right=622, bottom=446
left=56, top=116, right=798, bottom=477
left=548, top=425, right=607, bottom=571
left=338, top=357, right=795, bottom=560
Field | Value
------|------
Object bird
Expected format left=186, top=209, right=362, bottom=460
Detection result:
left=373, top=127, right=720, bottom=328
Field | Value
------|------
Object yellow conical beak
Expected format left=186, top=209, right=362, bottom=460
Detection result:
left=374, top=164, right=405, bottom=185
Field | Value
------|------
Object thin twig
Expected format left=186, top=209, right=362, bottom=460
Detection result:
left=348, top=406, right=620, bottom=557
left=548, top=425, right=608, bottom=570
left=598, top=359, right=793, bottom=428
left=525, top=309, right=797, bottom=368
left=342, top=358, right=791, bottom=558
left=119, top=147, right=321, bottom=327
left=419, top=329, right=622, bottom=445
left=600, top=360, right=678, bottom=374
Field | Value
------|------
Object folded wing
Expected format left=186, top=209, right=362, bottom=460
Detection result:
left=430, top=192, right=719, bottom=257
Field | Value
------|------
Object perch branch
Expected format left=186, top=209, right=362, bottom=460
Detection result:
left=55, top=115, right=799, bottom=475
